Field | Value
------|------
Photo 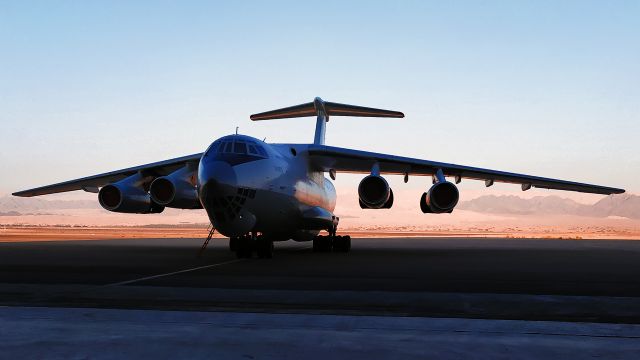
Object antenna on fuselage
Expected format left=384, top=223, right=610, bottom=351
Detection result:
left=235, top=126, right=239, bottom=135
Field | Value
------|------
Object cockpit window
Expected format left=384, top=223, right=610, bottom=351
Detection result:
left=224, top=142, right=233, bottom=153
left=204, top=138, right=269, bottom=162
left=204, top=141, right=220, bottom=157
left=234, top=142, right=247, bottom=154
left=247, top=144, right=258, bottom=155
left=255, top=145, right=267, bottom=157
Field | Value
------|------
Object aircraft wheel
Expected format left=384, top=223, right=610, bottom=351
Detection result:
left=332, top=235, right=351, bottom=253
left=235, top=235, right=253, bottom=258
left=330, top=236, right=339, bottom=252
left=313, top=235, right=331, bottom=252
left=343, top=235, right=351, bottom=252
left=332, top=235, right=342, bottom=252
left=256, top=236, right=273, bottom=259
left=229, top=237, right=239, bottom=252
left=313, top=235, right=323, bottom=252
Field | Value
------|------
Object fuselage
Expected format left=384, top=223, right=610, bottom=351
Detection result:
left=197, top=134, right=336, bottom=241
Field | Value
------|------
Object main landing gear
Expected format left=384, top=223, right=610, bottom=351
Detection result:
left=313, top=233, right=351, bottom=253
left=229, top=233, right=273, bottom=259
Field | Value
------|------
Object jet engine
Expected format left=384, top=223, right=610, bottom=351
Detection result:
left=420, top=181, right=459, bottom=213
left=98, top=173, right=164, bottom=214
left=149, top=166, right=202, bottom=209
left=358, top=175, right=394, bottom=209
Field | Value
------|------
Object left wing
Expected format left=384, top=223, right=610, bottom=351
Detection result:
left=12, top=153, right=203, bottom=197
left=308, top=145, right=624, bottom=195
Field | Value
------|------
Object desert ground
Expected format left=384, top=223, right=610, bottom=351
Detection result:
left=1, top=223, right=639, bottom=243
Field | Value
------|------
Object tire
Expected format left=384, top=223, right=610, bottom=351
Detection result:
left=263, top=240, right=273, bottom=259
left=256, top=236, right=273, bottom=259
left=324, top=236, right=332, bottom=252
left=229, top=237, right=238, bottom=252
left=332, top=235, right=351, bottom=253
left=313, top=235, right=323, bottom=252
left=235, top=235, right=253, bottom=258
left=343, top=235, right=351, bottom=252
left=331, top=236, right=340, bottom=252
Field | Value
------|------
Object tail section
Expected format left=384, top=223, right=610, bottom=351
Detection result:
left=250, top=97, right=404, bottom=145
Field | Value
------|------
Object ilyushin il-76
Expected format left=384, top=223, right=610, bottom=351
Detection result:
left=14, top=98, right=625, bottom=258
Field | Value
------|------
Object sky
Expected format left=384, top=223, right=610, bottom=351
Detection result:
left=1, top=1, right=638, bottom=203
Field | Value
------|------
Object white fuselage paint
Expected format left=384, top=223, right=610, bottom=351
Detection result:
left=197, top=135, right=336, bottom=241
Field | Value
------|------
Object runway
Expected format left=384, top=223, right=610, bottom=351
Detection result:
left=1, top=236, right=639, bottom=322
left=2, top=307, right=639, bottom=360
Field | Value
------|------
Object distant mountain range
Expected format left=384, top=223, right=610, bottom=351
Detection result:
left=458, top=194, right=640, bottom=219
left=0, top=195, right=97, bottom=215
left=2, top=194, right=639, bottom=220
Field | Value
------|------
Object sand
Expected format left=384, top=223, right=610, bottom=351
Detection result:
left=1, top=225, right=639, bottom=243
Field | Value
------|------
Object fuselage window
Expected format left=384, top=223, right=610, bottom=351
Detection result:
left=234, top=142, right=247, bottom=154
left=224, top=142, right=233, bottom=153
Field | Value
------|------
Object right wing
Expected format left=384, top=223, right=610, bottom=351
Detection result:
left=308, top=145, right=624, bottom=195
left=12, top=153, right=203, bottom=197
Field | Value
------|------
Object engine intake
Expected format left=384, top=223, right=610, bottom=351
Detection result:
left=420, top=181, right=459, bottom=213
left=98, top=173, right=164, bottom=214
left=358, top=175, right=393, bottom=209
left=149, top=166, right=202, bottom=209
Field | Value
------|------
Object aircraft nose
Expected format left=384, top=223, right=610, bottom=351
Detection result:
left=198, top=160, right=256, bottom=237
left=198, top=160, right=237, bottom=198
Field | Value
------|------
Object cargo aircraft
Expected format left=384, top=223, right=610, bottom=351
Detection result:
left=14, top=98, right=625, bottom=258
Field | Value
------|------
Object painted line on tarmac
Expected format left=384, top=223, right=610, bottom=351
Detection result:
left=103, top=245, right=312, bottom=287
left=103, top=259, right=245, bottom=287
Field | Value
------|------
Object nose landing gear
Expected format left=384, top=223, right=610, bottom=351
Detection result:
left=230, top=233, right=273, bottom=259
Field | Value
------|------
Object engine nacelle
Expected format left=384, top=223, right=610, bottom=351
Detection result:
left=420, top=181, right=459, bottom=213
left=149, top=166, right=202, bottom=209
left=98, top=173, right=164, bottom=214
left=358, top=175, right=394, bottom=209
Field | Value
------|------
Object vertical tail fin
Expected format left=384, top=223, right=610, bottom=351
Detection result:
left=250, top=97, right=404, bottom=145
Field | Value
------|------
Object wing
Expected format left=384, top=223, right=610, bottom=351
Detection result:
left=308, top=145, right=624, bottom=195
left=12, top=153, right=203, bottom=197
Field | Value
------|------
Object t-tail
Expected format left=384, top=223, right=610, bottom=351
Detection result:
left=250, top=97, right=404, bottom=145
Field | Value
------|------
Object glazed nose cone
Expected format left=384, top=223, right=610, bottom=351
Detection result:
left=198, top=160, right=237, bottom=200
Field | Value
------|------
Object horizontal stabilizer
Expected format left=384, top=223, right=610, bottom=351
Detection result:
left=250, top=102, right=317, bottom=120
left=250, top=97, right=404, bottom=120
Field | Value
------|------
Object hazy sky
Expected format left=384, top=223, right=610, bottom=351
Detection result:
left=1, top=1, right=638, bottom=199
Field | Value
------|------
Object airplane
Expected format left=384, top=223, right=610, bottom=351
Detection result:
left=13, top=97, right=625, bottom=258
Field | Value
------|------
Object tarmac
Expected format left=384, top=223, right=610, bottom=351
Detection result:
left=1, top=236, right=639, bottom=358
